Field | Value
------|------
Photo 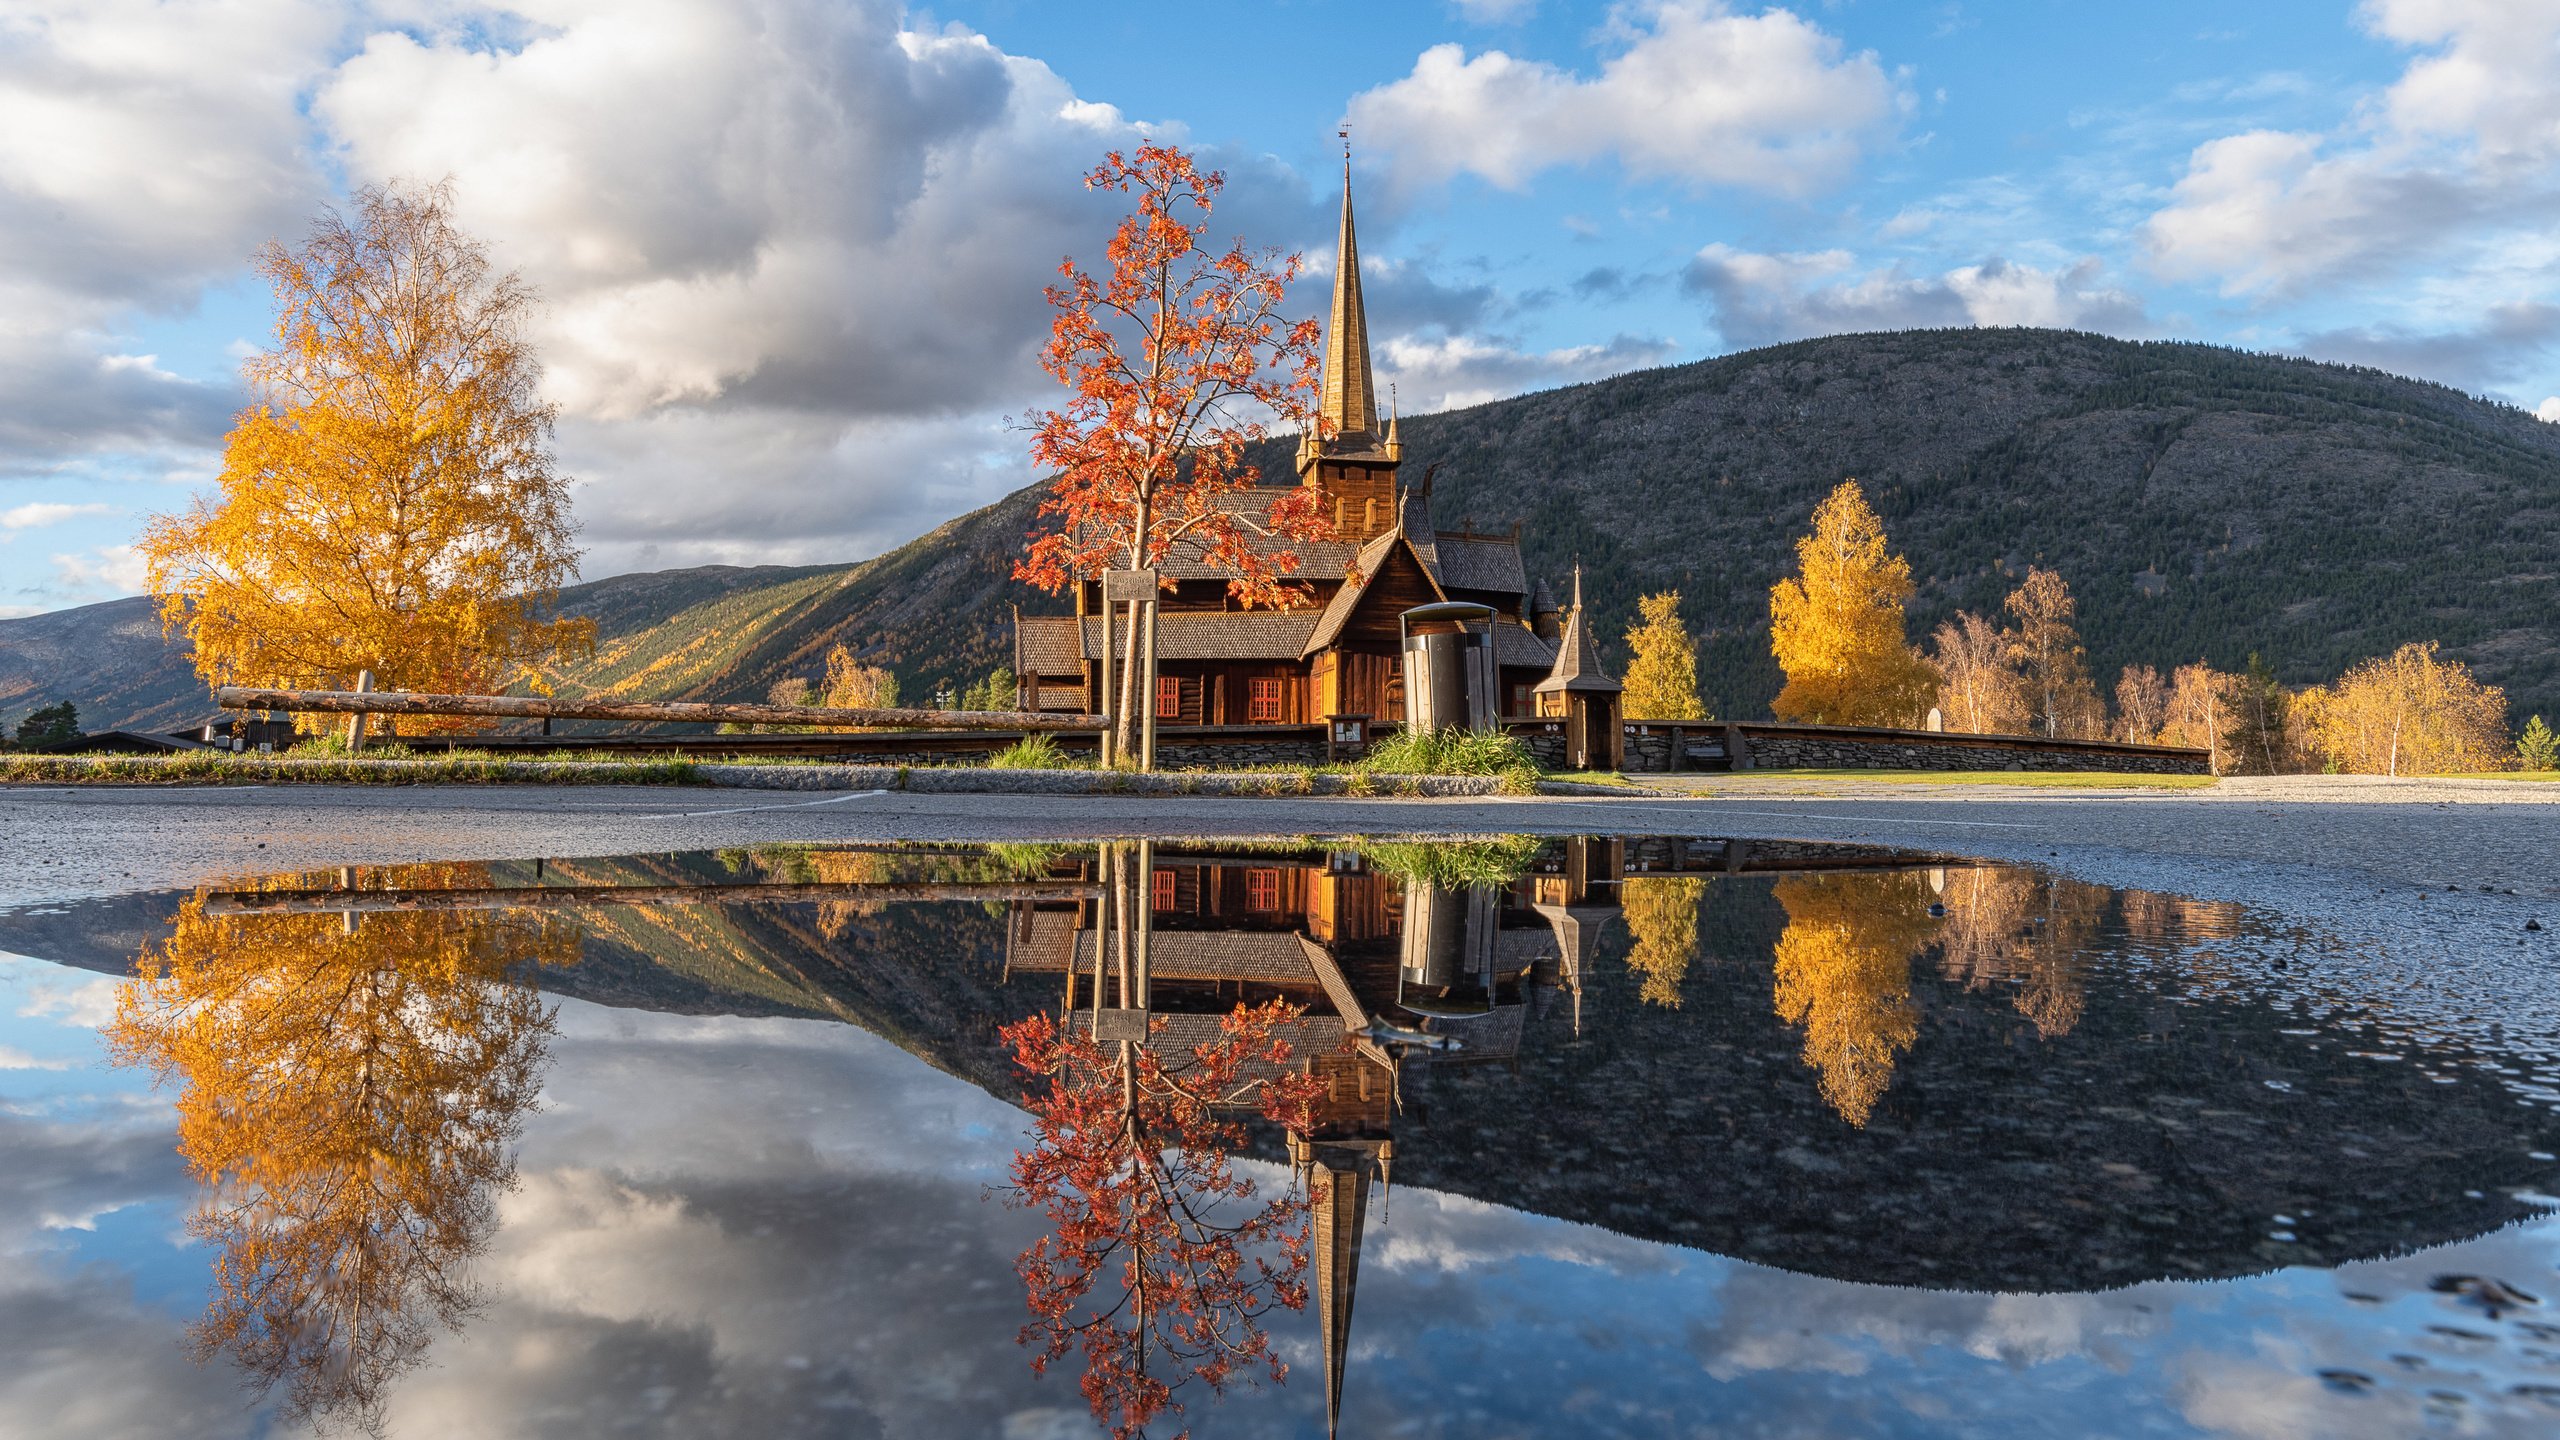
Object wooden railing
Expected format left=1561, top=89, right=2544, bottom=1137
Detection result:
left=216, top=686, right=1102, bottom=733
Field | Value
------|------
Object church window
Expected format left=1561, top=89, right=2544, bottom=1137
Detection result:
left=1245, top=868, right=1280, bottom=911
left=1152, top=868, right=1176, bottom=911
left=1248, top=677, right=1284, bottom=722
left=1155, top=674, right=1181, bottom=719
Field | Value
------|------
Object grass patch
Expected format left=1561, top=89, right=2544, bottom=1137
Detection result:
left=1544, top=770, right=1641, bottom=788
left=986, top=733, right=1080, bottom=770
left=1731, top=768, right=2218, bottom=789
left=1353, top=726, right=1542, bottom=795
left=0, top=753, right=702, bottom=786
left=1353, top=835, right=1546, bottom=887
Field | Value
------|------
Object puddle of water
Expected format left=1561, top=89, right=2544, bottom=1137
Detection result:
left=3, top=835, right=2559, bottom=1439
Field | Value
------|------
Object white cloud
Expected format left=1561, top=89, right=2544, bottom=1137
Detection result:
left=48, top=543, right=148, bottom=597
left=1685, top=243, right=2149, bottom=350
left=2142, top=0, right=2560, bottom=296
left=0, top=0, right=335, bottom=462
left=1349, top=1, right=1907, bottom=196
left=0, top=502, right=114, bottom=531
left=2537, top=396, right=2560, bottom=421
left=0, top=1044, right=74, bottom=1071
left=1380, top=331, right=1678, bottom=412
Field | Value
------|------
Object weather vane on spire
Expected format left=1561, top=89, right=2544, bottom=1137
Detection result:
left=1339, top=122, right=1350, bottom=161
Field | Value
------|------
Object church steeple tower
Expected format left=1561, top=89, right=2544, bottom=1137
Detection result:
left=1320, top=154, right=1379, bottom=447
left=1299, top=140, right=1401, bottom=537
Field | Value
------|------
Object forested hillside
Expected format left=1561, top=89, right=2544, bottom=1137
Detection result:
left=9, top=327, right=2556, bottom=729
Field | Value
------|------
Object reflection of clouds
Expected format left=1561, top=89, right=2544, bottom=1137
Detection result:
left=11, top=956, right=2560, bottom=1438
left=0, top=1256, right=254, bottom=1440
left=1688, top=1274, right=2180, bottom=1382
left=13, top=974, right=119, bottom=1030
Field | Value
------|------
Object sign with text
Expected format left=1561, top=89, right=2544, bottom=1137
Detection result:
left=1100, top=568, right=1162, bottom=603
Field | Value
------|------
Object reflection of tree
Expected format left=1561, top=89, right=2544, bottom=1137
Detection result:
left=1622, top=876, right=1706, bottom=1008
left=1002, top=1001, right=1324, bottom=1439
left=1771, top=874, right=1932, bottom=1126
left=106, top=867, right=572, bottom=1434
left=1930, top=868, right=2104, bottom=1040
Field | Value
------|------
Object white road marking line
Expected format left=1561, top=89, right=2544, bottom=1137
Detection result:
left=645, top=789, right=890, bottom=819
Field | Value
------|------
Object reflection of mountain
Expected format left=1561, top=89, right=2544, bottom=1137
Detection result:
left=29, top=841, right=2560, bottom=1300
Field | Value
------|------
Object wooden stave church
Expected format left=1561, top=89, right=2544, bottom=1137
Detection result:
left=1011, top=160, right=1608, bottom=729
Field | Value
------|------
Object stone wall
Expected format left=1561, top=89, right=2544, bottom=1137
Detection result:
left=1500, top=726, right=1568, bottom=769
left=1726, top=724, right=2208, bottom=776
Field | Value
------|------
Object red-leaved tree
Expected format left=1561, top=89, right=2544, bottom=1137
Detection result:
left=1001, top=1000, right=1325, bottom=1439
left=1017, top=143, right=1335, bottom=760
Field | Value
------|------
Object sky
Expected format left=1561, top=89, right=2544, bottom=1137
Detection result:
left=4, top=0, right=2559, bottom=617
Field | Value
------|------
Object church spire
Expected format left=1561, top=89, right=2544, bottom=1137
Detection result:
left=1319, top=153, right=1379, bottom=447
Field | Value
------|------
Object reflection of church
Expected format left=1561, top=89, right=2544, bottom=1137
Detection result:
left=1001, top=839, right=1626, bottom=1438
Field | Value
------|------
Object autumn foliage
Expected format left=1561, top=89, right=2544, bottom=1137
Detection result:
left=1769, top=480, right=1934, bottom=726
left=1770, top=872, right=1932, bottom=1126
left=1622, top=874, right=1706, bottom=1008
left=140, top=182, right=590, bottom=712
left=1016, top=143, right=1335, bottom=755
left=1620, top=591, right=1709, bottom=721
left=106, top=868, right=571, bottom=1432
left=1001, top=1000, right=1325, bottom=1439
left=2294, top=640, right=2510, bottom=775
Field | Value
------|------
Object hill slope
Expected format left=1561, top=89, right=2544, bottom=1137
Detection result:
left=8, top=328, right=2557, bottom=730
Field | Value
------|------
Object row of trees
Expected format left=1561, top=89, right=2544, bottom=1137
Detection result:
left=1759, top=479, right=2547, bottom=774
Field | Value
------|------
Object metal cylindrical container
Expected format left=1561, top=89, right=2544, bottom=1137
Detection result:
left=1398, top=600, right=1502, bottom=734
left=1401, top=631, right=1471, bottom=734
left=1398, top=881, right=1501, bottom=1018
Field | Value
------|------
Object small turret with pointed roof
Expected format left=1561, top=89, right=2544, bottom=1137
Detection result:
left=1536, top=566, right=1622, bottom=696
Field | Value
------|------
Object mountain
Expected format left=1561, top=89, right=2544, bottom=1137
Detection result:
left=8, top=327, right=2558, bottom=731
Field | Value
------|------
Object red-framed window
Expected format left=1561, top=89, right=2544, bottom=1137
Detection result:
left=1152, top=868, right=1176, bottom=911
left=1155, top=674, right=1182, bottom=720
left=1248, top=677, right=1284, bottom=723
left=1245, top=868, right=1280, bottom=911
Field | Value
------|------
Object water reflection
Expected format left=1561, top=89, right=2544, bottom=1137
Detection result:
left=103, top=865, right=575, bottom=1433
left=28, top=836, right=2557, bottom=1438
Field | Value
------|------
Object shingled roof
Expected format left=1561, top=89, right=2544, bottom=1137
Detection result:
left=1535, top=571, right=1622, bottom=694
left=1433, top=534, right=1529, bottom=598
left=1301, top=528, right=1446, bottom=657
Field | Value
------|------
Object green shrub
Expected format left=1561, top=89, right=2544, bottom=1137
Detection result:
left=987, top=733, right=1073, bottom=769
left=1354, top=835, right=1546, bottom=887
left=1359, top=725, right=1540, bottom=781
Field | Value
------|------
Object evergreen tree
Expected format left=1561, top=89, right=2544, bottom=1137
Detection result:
left=1620, top=592, right=1709, bottom=720
left=2520, top=714, right=2558, bottom=771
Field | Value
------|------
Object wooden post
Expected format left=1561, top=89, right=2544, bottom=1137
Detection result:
left=345, top=670, right=372, bottom=752
left=1140, top=598, right=1160, bottom=771
left=1098, top=594, right=1117, bottom=769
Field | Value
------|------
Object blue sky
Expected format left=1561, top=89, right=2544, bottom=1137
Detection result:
left=5, top=0, right=2555, bottom=616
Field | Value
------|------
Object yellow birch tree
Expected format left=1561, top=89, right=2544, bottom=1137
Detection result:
left=1620, top=591, right=1710, bottom=721
left=2296, top=641, right=2508, bottom=775
left=2003, top=567, right=2105, bottom=739
left=106, top=868, right=573, bottom=1431
left=1927, top=610, right=2029, bottom=734
left=1769, top=872, right=1934, bottom=1125
left=139, top=181, right=591, bottom=706
left=1621, top=874, right=1706, bottom=1007
left=1769, top=480, right=1934, bottom=726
